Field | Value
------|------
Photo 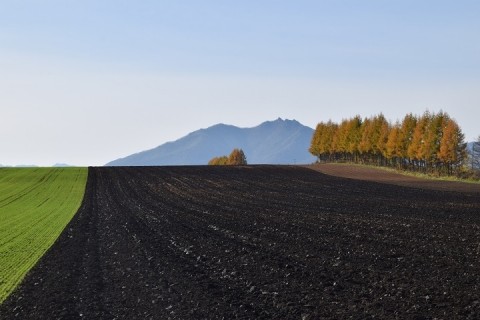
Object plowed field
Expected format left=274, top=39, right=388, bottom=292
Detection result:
left=1, top=166, right=479, bottom=319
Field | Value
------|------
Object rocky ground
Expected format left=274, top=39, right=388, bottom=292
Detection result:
left=1, top=165, right=479, bottom=319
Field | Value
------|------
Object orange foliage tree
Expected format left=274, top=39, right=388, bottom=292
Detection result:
left=228, top=148, right=248, bottom=165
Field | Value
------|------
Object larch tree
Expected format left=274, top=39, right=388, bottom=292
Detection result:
left=386, top=122, right=402, bottom=167
left=309, top=123, right=325, bottom=159
left=422, top=111, right=449, bottom=170
left=310, top=121, right=337, bottom=162
left=408, top=112, right=430, bottom=169
left=345, top=116, right=362, bottom=162
left=367, top=114, right=390, bottom=165
left=322, top=121, right=338, bottom=160
left=228, top=148, right=248, bottom=165
left=333, top=119, right=350, bottom=158
left=399, top=113, right=417, bottom=165
left=358, top=118, right=374, bottom=162
left=438, top=119, right=466, bottom=174
left=376, top=115, right=391, bottom=164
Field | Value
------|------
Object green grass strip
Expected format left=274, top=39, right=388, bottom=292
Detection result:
left=0, top=167, right=87, bottom=303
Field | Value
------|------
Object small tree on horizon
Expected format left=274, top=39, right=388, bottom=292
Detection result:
left=227, top=148, right=247, bottom=165
left=208, top=148, right=247, bottom=166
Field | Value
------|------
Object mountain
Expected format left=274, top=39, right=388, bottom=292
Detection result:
left=467, top=142, right=475, bottom=152
left=106, top=118, right=316, bottom=166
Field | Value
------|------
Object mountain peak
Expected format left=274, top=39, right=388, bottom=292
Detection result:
left=257, top=118, right=303, bottom=128
left=274, top=118, right=300, bottom=124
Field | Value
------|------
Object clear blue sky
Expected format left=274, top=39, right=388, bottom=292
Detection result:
left=1, top=1, right=479, bottom=166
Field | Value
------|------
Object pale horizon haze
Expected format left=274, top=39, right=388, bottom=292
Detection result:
left=1, top=1, right=479, bottom=166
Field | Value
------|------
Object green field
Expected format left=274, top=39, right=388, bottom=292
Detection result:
left=0, top=167, right=87, bottom=303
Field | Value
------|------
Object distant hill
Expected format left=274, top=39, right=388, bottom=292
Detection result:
left=106, top=118, right=316, bottom=166
left=52, top=163, right=72, bottom=167
left=0, top=164, right=72, bottom=168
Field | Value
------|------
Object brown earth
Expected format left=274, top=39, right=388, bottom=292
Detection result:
left=1, top=166, right=480, bottom=319
left=307, top=163, right=480, bottom=193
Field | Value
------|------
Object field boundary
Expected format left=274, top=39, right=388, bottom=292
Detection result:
left=0, top=167, right=88, bottom=303
left=306, top=163, right=480, bottom=193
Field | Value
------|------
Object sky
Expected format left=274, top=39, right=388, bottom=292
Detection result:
left=1, top=0, right=479, bottom=166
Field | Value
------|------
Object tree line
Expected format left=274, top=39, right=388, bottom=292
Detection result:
left=309, top=111, right=468, bottom=176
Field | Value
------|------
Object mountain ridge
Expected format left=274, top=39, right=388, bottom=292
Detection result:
left=106, top=118, right=316, bottom=166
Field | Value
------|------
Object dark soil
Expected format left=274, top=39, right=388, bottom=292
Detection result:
left=1, top=166, right=480, bottom=319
